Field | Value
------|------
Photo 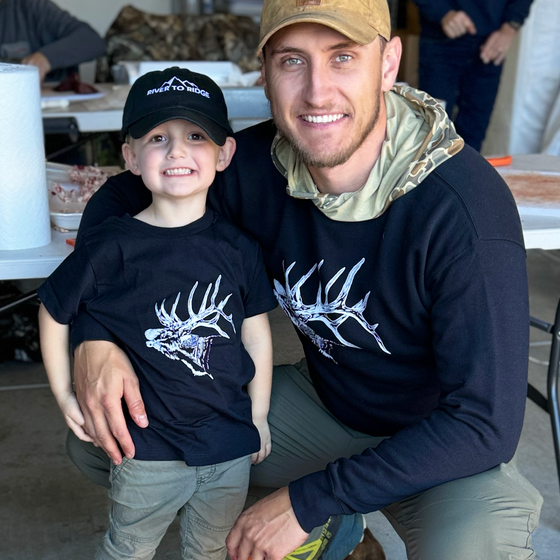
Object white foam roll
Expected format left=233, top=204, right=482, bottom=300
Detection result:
left=0, top=63, right=51, bottom=250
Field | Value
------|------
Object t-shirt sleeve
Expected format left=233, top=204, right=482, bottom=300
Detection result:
left=37, top=243, right=97, bottom=325
left=242, top=239, right=277, bottom=318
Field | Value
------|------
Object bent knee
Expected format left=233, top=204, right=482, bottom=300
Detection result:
left=387, top=464, right=543, bottom=560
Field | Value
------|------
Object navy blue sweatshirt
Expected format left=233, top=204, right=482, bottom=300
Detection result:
left=413, top=0, right=534, bottom=38
left=76, top=120, right=529, bottom=532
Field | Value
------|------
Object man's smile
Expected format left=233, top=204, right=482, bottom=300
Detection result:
left=300, top=114, right=346, bottom=124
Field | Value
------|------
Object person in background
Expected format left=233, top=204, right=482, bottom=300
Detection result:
left=413, top=0, right=534, bottom=151
left=64, top=0, right=543, bottom=559
left=0, top=0, right=105, bottom=82
left=38, top=67, right=275, bottom=559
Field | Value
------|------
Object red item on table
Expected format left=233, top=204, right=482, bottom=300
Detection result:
left=53, top=72, right=98, bottom=94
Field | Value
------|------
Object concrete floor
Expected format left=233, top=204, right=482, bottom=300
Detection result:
left=1, top=248, right=559, bottom=559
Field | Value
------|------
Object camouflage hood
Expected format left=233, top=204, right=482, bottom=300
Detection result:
left=271, top=84, right=464, bottom=222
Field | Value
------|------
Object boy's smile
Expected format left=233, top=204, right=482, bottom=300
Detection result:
left=122, top=119, right=235, bottom=226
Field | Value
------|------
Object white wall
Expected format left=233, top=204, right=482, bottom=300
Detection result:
left=54, top=0, right=173, bottom=37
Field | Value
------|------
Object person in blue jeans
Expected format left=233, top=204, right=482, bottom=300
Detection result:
left=414, top=0, right=534, bottom=151
left=38, top=67, right=276, bottom=559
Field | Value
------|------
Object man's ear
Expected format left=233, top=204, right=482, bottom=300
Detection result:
left=216, top=137, right=237, bottom=172
left=381, top=36, right=402, bottom=93
left=122, top=142, right=141, bottom=175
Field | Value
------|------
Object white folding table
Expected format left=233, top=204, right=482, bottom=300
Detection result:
left=42, top=83, right=271, bottom=134
left=2, top=154, right=560, bottom=282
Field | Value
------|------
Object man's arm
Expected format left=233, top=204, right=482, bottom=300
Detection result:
left=289, top=238, right=529, bottom=530
left=71, top=172, right=151, bottom=463
left=503, top=0, right=535, bottom=29
left=31, top=0, right=105, bottom=74
left=73, top=341, right=147, bottom=464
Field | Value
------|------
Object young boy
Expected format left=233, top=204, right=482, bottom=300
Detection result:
left=38, top=67, right=276, bottom=560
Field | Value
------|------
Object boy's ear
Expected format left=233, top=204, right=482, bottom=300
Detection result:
left=122, top=142, right=141, bottom=176
left=216, top=137, right=237, bottom=172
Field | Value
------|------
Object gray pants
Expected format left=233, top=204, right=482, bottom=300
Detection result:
left=68, top=360, right=543, bottom=560
left=96, top=456, right=251, bottom=560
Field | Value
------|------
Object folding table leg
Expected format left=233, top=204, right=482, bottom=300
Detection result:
left=547, top=300, right=560, bottom=489
left=0, top=291, right=38, bottom=316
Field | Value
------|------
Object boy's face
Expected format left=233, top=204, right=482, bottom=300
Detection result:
left=122, top=119, right=235, bottom=203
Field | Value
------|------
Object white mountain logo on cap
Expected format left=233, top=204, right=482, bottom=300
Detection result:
left=162, top=76, right=197, bottom=89
left=146, top=76, right=210, bottom=99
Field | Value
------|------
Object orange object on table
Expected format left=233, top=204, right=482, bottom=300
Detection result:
left=66, top=238, right=76, bottom=247
left=486, top=155, right=513, bottom=167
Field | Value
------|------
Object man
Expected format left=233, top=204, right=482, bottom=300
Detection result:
left=68, top=1, right=542, bottom=559
left=413, top=0, right=534, bottom=151
left=0, top=0, right=105, bottom=82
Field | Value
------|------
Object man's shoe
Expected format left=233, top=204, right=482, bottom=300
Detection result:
left=344, top=528, right=385, bottom=560
left=283, top=514, right=384, bottom=560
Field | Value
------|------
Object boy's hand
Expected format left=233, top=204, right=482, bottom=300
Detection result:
left=57, top=391, right=93, bottom=443
left=251, top=419, right=271, bottom=465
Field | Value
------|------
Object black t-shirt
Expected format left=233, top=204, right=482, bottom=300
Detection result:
left=38, top=210, right=277, bottom=465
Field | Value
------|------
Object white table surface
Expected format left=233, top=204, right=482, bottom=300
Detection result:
left=1, top=154, right=560, bottom=281
left=497, top=154, right=560, bottom=251
left=42, top=84, right=271, bottom=133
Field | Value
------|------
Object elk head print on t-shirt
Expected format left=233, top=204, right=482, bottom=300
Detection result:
left=144, top=276, right=235, bottom=379
left=273, top=258, right=390, bottom=362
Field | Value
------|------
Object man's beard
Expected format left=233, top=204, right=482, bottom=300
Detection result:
left=269, top=97, right=381, bottom=169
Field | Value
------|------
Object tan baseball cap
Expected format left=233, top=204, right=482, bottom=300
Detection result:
left=258, top=0, right=391, bottom=55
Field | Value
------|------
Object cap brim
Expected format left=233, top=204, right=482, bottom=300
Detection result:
left=257, top=11, right=380, bottom=55
left=126, top=108, right=232, bottom=146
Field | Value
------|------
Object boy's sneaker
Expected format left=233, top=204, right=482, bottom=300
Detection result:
left=283, top=514, right=384, bottom=560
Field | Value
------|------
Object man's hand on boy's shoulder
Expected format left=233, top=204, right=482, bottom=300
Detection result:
left=73, top=340, right=148, bottom=464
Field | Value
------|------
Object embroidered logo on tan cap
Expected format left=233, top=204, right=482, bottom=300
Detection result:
left=297, top=0, right=321, bottom=6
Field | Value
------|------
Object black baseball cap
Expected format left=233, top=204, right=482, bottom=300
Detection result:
left=121, top=66, right=234, bottom=146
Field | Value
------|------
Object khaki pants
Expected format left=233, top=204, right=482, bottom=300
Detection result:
left=68, top=360, right=543, bottom=560
left=97, top=456, right=251, bottom=560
